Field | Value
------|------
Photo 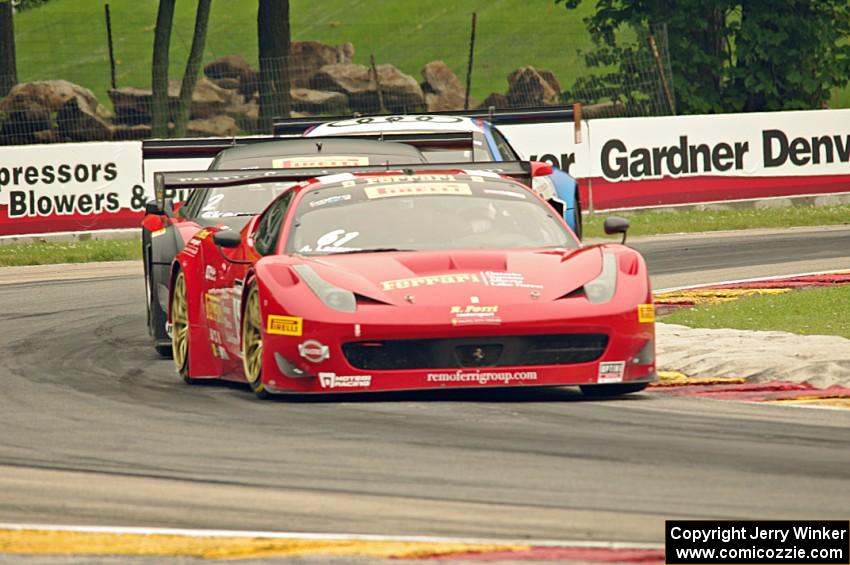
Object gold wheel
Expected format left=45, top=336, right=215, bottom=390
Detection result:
left=171, top=271, right=190, bottom=381
left=241, top=283, right=269, bottom=397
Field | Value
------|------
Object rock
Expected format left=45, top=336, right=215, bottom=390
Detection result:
left=0, top=80, right=108, bottom=142
left=421, top=61, right=462, bottom=95
left=32, top=130, right=60, bottom=144
left=204, top=55, right=260, bottom=102
left=290, top=88, right=348, bottom=114
left=290, top=41, right=354, bottom=87
left=204, top=55, right=254, bottom=81
left=57, top=96, right=112, bottom=141
left=238, top=69, right=259, bottom=101
left=506, top=66, right=561, bottom=107
left=108, top=86, right=156, bottom=125
left=0, top=79, right=100, bottom=114
left=420, top=60, right=466, bottom=111
left=110, top=124, right=152, bottom=141
left=190, top=77, right=237, bottom=119
left=211, top=77, right=241, bottom=91
left=187, top=115, right=240, bottom=137
left=0, top=98, right=51, bottom=134
left=310, top=63, right=425, bottom=114
left=537, top=69, right=562, bottom=94
left=477, top=92, right=509, bottom=110
left=226, top=100, right=259, bottom=132
left=108, top=77, right=237, bottom=124
left=425, top=92, right=467, bottom=112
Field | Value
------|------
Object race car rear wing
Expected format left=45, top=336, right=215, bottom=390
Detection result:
left=153, top=161, right=537, bottom=210
left=141, top=132, right=473, bottom=160
left=273, top=105, right=577, bottom=136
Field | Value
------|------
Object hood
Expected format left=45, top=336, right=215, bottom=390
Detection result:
left=292, top=247, right=604, bottom=306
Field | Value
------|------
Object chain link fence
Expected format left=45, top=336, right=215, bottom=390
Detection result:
left=0, top=4, right=675, bottom=145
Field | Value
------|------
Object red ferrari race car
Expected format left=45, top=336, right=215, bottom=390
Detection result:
left=161, top=161, right=655, bottom=399
left=141, top=137, right=431, bottom=356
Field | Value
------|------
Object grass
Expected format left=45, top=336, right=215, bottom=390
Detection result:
left=0, top=238, right=141, bottom=267
left=583, top=204, right=850, bottom=239
left=662, top=285, right=850, bottom=339
left=14, top=0, right=594, bottom=111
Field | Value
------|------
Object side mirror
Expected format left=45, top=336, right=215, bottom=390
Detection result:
left=213, top=230, right=242, bottom=248
left=144, top=200, right=163, bottom=215
left=603, top=216, right=630, bottom=244
left=530, top=160, right=554, bottom=178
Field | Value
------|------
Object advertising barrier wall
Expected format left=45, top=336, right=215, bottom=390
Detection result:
left=1, top=109, right=848, bottom=236
left=503, top=108, right=850, bottom=210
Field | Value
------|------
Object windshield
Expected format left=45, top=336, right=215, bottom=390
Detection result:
left=198, top=182, right=294, bottom=219
left=286, top=175, right=576, bottom=255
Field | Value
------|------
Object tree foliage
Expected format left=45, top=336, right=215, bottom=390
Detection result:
left=558, top=0, right=850, bottom=114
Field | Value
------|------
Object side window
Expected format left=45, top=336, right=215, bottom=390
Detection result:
left=491, top=128, right=520, bottom=161
left=181, top=188, right=206, bottom=219
left=254, top=191, right=294, bottom=255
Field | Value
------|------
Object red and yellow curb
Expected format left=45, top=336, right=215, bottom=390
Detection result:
left=0, top=527, right=666, bottom=562
left=653, top=271, right=850, bottom=311
left=650, top=372, right=850, bottom=409
left=0, top=529, right=525, bottom=560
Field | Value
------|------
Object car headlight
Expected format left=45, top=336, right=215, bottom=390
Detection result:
left=584, top=253, right=617, bottom=304
left=531, top=176, right=557, bottom=200
left=292, top=264, right=356, bottom=313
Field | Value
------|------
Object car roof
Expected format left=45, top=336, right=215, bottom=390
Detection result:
left=306, top=115, right=485, bottom=137
left=213, top=138, right=428, bottom=169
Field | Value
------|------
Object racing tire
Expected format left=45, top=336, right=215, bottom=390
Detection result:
left=579, top=382, right=648, bottom=397
left=241, top=282, right=272, bottom=400
left=170, top=270, right=194, bottom=384
left=144, top=238, right=173, bottom=358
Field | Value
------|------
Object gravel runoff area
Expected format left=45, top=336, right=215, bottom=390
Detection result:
left=657, top=323, right=850, bottom=389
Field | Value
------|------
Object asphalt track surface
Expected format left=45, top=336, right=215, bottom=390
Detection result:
left=1, top=227, right=849, bottom=544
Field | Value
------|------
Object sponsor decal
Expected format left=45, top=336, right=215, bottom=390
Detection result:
left=426, top=370, right=538, bottom=385
left=381, top=273, right=481, bottom=291
left=325, top=115, right=465, bottom=127
left=298, top=339, right=330, bottom=363
left=598, top=361, right=626, bottom=384
left=600, top=136, right=750, bottom=180
left=309, top=194, right=352, bottom=208
left=364, top=174, right=457, bottom=184
left=194, top=228, right=213, bottom=241
left=318, top=372, right=372, bottom=389
left=204, top=265, right=217, bottom=282
left=449, top=304, right=501, bottom=326
left=208, top=328, right=222, bottom=343
left=266, top=315, right=303, bottom=336
left=638, top=303, right=655, bottom=323
left=480, top=271, right=542, bottom=289
left=272, top=156, right=370, bottom=169
left=204, top=294, right=223, bottom=323
left=314, top=228, right=360, bottom=253
left=364, top=182, right=471, bottom=199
